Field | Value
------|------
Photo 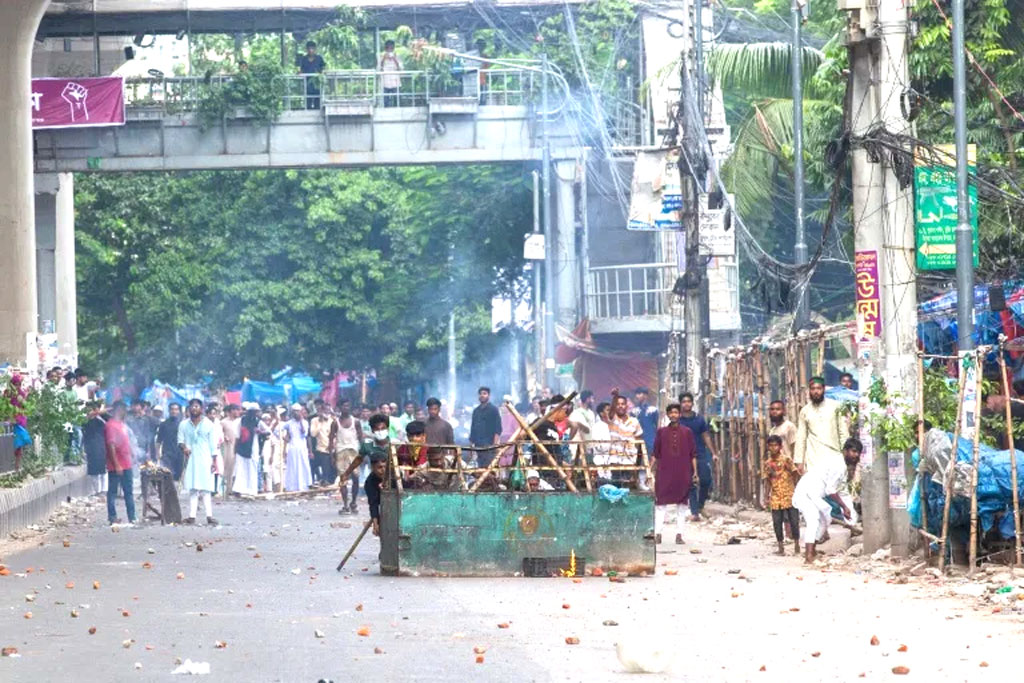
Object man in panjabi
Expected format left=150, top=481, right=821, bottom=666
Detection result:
left=792, top=444, right=855, bottom=564
left=768, top=399, right=798, bottom=461
left=794, top=376, right=848, bottom=474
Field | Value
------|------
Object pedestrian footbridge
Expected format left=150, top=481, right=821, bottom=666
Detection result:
left=32, top=69, right=631, bottom=172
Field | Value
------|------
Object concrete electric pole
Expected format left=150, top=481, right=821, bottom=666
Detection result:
left=841, top=0, right=919, bottom=555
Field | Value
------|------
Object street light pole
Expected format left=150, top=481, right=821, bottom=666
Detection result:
left=951, top=0, right=973, bottom=351
left=541, top=53, right=557, bottom=390
left=792, top=0, right=809, bottom=331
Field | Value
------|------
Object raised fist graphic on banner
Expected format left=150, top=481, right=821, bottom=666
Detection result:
left=61, top=82, right=89, bottom=122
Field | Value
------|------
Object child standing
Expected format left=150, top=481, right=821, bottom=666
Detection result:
left=762, top=434, right=800, bottom=556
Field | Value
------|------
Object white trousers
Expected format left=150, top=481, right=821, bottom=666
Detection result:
left=793, top=490, right=831, bottom=545
left=189, top=491, right=213, bottom=519
left=655, top=503, right=688, bottom=538
left=91, top=473, right=108, bottom=494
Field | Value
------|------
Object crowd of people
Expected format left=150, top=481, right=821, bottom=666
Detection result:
left=33, top=362, right=865, bottom=562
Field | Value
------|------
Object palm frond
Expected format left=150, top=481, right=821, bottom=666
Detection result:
left=707, top=41, right=825, bottom=99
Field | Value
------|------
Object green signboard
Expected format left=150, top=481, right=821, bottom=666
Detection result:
left=914, top=148, right=979, bottom=271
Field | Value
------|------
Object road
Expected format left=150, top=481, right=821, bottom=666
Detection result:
left=0, top=491, right=1022, bottom=682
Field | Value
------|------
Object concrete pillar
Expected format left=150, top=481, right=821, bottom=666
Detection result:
left=554, top=159, right=578, bottom=391
left=55, top=173, right=78, bottom=364
left=0, top=0, right=50, bottom=365
left=35, top=175, right=57, bottom=333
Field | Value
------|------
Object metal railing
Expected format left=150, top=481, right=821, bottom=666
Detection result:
left=586, top=263, right=677, bottom=320
left=123, top=68, right=542, bottom=115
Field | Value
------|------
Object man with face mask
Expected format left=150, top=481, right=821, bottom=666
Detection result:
left=794, top=377, right=848, bottom=474
left=338, top=414, right=392, bottom=487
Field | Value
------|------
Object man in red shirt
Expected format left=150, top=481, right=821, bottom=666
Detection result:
left=105, top=401, right=136, bottom=525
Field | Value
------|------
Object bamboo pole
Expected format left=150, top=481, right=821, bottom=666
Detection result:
left=505, top=403, right=578, bottom=493
left=468, top=393, right=576, bottom=492
left=639, top=441, right=654, bottom=490
left=939, top=366, right=968, bottom=572
left=969, top=352, right=982, bottom=576
left=816, top=336, right=826, bottom=376
left=997, top=345, right=1022, bottom=567
left=454, top=446, right=467, bottom=491
left=388, top=444, right=404, bottom=494
left=915, top=354, right=929, bottom=559
left=577, top=441, right=593, bottom=492
left=798, top=339, right=809, bottom=406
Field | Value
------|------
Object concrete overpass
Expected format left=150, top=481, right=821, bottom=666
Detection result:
left=33, top=70, right=591, bottom=173
left=39, top=1, right=579, bottom=37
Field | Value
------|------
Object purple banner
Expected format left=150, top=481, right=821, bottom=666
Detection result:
left=31, top=77, right=125, bottom=129
left=855, top=250, right=881, bottom=341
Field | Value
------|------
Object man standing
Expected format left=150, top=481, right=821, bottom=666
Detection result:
left=83, top=400, right=108, bottom=495
left=652, top=403, right=697, bottom=545
left=630, top=387, right=659, bottom=459
left=469, top=386, right=502, bottom=467
left=569, top=390, right=597, bottom=440
left=104, top=401, right=136, bottom=525
left=398, top=401, right=417, bottom=433
left=157, top=403, right=184, bottom=481
left=608, top=394, right=644, bottom=483
left=221, top=404, right=241, bottom=496
left=379, top=39, right=402, bottom=107
left=309, top=399, right=338, bottom=487
left=677, top=392, right=719, bottom=521
left=768, top=400, right=798, bottom=461
left=423, top=397, right=454, bottom=446
left=126, top=401, right=155, bottom=469
left=296, top=40, right=325, bottom=109
left=334, top=398, right=363, bottom=513
left=794, top=376, right=848, bottom=474
left=178, top=399, right=219, bottom=526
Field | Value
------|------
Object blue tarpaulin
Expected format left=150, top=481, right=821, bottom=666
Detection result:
left=918, top=281, right=1024, bottom=356
left=909, top=433, right=1024, bottom=539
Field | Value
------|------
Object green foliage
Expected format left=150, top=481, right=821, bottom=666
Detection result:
left=75, top=166, right=532, bottom=387
left=706, top=42, right=824, bottom=99
left=195, top=60, right=285, bottom=130
left=0, top=377, right=85, bottom=486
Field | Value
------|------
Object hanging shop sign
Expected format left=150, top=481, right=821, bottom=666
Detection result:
left=914, top=144, right=978, bottom=270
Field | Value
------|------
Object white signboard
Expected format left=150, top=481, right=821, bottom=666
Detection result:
left=698, top=207, right=734, bottom=256
left=707, top=256, right=741, bottom=331
left=523, top=233, right=546, bottom=260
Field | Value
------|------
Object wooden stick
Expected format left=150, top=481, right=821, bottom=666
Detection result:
left=577, top=441, right=593, bottom=492
left=816, top=336, right=826, bottom=376
left=998, top=345, right=1023, bottom=567
left=916, top=354, right=929, bottom=558
left=454, top=446, right=467, bottom=491
left=745, top=355, right=756, bottom=505
left=969, top=351, right=982, bottom=576
left=939, top=366, right=968, bottom=572
left=336, top=519, right=373, bottom=571
left=639, top=441, right=654, bottom=490
left=505, top=403, right=578, bottom=493
left=468, top=393, right=577, bottom=492
left=389, top=444, right=404, bottom=494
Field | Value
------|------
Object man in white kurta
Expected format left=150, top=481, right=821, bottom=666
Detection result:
left=794, top=377, right=848, bottom=473
left=178, top=399, right=219, bottom=525
left=792, top=455, right=849, bottom=564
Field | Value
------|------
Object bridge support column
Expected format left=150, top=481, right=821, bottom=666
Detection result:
left=554, top=159, right=579, bottom=390
left=0, top=0, right=50, bottom=366
left=35, top=173, right=78, bottom=365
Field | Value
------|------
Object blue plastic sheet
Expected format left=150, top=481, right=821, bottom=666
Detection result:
left=598, top=484, right=630, bottom=504
left=909, top=432, right=1024, bottom=539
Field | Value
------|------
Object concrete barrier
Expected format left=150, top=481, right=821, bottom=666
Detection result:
left=0, top=465, right=90, bottom=538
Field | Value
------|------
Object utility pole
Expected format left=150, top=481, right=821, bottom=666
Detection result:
left=680, top=0, right=708, bottom=397
left=951, top=0, right=973, bottom=352
left=841, top=0, right=918, bottom=554
left=532, top=170, right=544, bottom=394
left=791, top=0, right=809, bottom=331
left=541, top=53, right=557, bottom=390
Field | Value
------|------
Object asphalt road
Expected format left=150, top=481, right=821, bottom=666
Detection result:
left=1, top=491, right=1022, bottom=682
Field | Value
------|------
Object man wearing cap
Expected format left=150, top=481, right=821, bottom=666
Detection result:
left=178, top=399, right=219, bottom=525
left=526, top=468, right=554, bottom=491
left=794, top=377, right=848, bottom=474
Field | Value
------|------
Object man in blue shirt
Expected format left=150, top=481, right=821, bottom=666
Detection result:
left=677, top=392, right=719, bottom=521
left=296, top=40, right=325, bottom=109
left=630, top=387, right=659, bottom=458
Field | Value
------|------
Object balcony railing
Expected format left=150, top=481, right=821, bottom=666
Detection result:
left=587, top=263, right=677, bottom=321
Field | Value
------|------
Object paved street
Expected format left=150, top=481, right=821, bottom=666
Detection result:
left=1, top=493, right=1022, bottom=682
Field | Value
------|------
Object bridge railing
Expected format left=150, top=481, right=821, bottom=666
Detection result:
left=586, top=263, right=677, bottom=321
left=124, top=68, right=543, bottom=114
